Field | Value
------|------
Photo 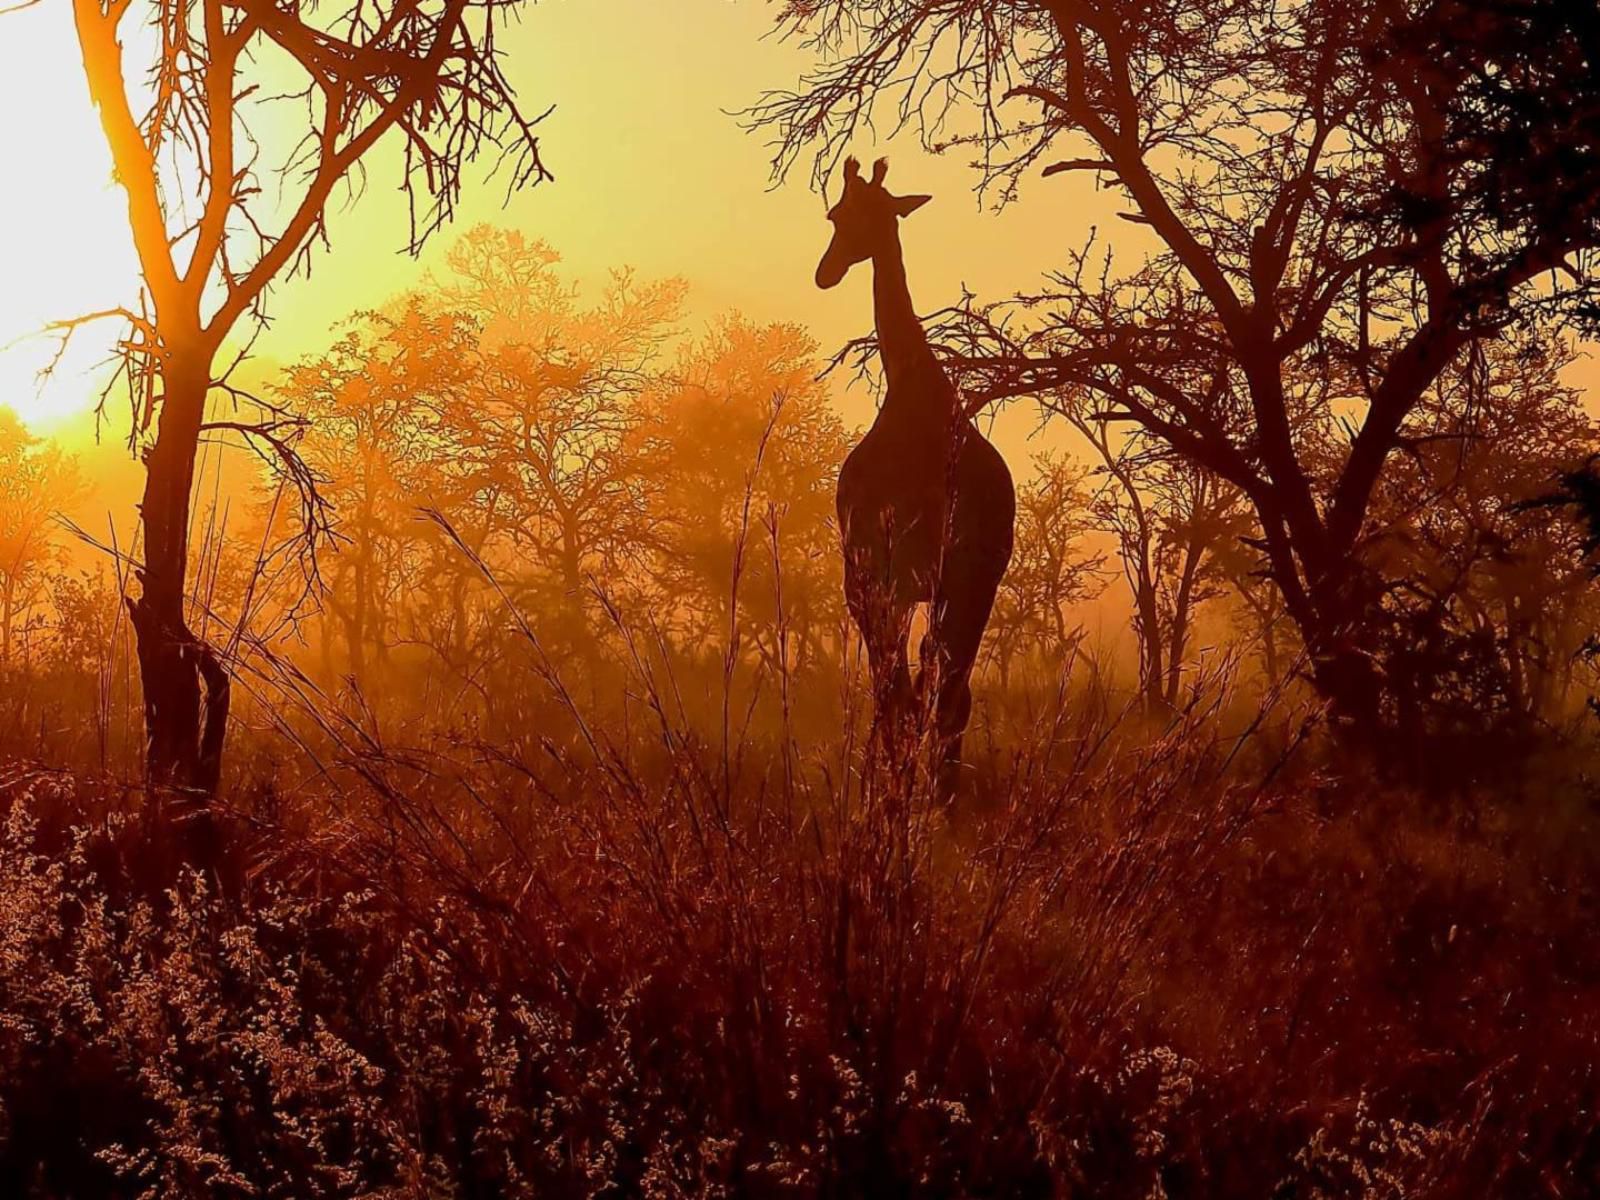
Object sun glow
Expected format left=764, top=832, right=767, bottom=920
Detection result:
left=0, top=7, right=142, bottom=436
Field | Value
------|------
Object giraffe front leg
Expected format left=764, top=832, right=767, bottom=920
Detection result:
left=926, top=573, right=999, bottom=802
left=844, top=551, right=914, bottom=755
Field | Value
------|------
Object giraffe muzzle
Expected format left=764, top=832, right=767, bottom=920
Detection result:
left=815, top=246, right=849, bottom=290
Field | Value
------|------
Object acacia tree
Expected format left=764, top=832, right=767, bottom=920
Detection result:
left=634, top=317, right=852, bottom=679
left=1354, top=333, right=1600, bottom=738
left=752, top=0, right=1600, bottom=747
left=432, top=229, right=686, bottom=665
left=54, top=0, right=548, bottom=794
left=282, top=304, right=481, bottom=691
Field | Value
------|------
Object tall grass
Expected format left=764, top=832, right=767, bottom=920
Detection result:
left=0, top=619, right=1596, bottom=1197
left=0, top=492, right=1595, bottom=1195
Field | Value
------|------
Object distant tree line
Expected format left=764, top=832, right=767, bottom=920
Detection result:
left=10, top=226, right=1600, bottom=775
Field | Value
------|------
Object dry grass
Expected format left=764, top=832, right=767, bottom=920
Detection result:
left=0, top=646, right=1596, bottom=1199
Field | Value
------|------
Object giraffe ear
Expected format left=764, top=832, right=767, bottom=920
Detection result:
left=892, top=194, right=931, bottom=218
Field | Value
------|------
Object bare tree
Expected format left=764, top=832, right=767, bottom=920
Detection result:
left=281, top=303, right=482, bottom=692
left=50, top=0, right=550, bottom=794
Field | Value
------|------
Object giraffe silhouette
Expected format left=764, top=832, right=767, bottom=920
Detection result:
left=817, top=157, right=1016, bottom=793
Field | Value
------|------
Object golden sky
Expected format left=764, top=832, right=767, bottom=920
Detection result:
left=0, top=0, right=1592, bottom=513
left=0, top=3, right=1098, bottom=447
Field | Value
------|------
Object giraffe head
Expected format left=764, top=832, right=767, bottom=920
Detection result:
left=814, top=157, right=931, bottom=290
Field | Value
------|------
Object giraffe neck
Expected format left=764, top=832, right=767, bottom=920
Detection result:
left=871, top=235, right=946, bottom=422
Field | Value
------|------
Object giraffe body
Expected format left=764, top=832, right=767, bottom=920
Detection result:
left=817, top=158, right=1015, bottom=788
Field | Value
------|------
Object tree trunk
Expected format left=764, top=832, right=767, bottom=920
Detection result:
left=1303, top=605, right=1386, bottom=752
left=1163, top=534, right=1205, bottom=708
left=450, top=569, right=470, bottom=672
left=560, top=518, right=600, bottom=683
left=1259, top=527, right=1388, bottom=752
left=127, top=355, right=230, bottom=797
left=1260, top=616, right=1280, bottom=684
left=348, top=536, right=371, bottom=687
left=1, top=576, right=13, bottom=671
left=1502, top=596, right=1529, bottom=718
left=1134, top=575, right=1166, bottom=712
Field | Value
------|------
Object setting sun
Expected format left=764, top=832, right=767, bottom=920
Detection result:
left=0, top=8, right=142, bottom=434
